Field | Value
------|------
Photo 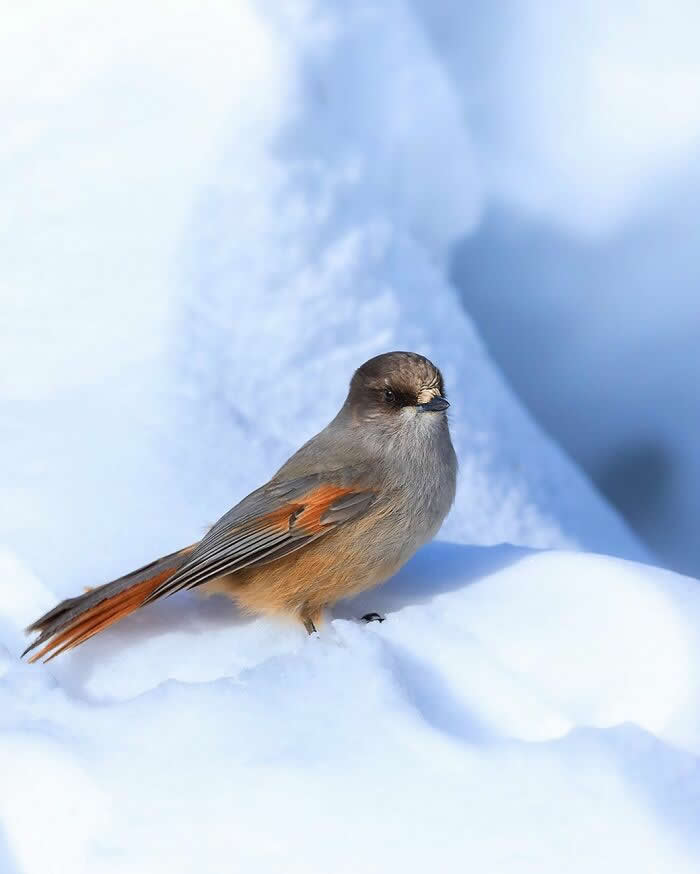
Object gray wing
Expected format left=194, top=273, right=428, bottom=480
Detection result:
left=145, top=468, right=376, bottom=602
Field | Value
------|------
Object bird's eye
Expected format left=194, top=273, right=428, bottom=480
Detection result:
left=383, top=388, right=396, bottom=404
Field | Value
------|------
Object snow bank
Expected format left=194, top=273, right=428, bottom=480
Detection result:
left=2, top=546, right=700, bottom=873
left=453, top=200, right=700, bottom=576
left=172, top=1, right=646, bottom=564
left=419, top=1, right=700, bottom=575
left=1, top=0, right=645, bottom=605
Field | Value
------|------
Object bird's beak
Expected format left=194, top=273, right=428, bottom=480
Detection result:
left=419, top=396, right=450, bottom=412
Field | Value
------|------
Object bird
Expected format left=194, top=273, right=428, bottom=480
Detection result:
left=23, top=351, right=457, bottom=662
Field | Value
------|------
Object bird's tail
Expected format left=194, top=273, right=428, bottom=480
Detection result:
left=22, top=544, right=197, bottom=663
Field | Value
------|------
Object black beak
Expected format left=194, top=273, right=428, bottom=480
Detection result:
left=419, top=396, right=450, bottom=412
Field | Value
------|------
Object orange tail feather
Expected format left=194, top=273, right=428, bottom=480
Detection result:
left=23, top=545, right=196, bottom=662
left=28, top=570, right=173, bottom=663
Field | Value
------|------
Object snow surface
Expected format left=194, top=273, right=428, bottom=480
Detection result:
left=454, top=199, right=700, bottom=577
left=1, top=2, right=696, bottom=873
left=3, top=547, right=700, bottom=873
left=421, top=1, right=700, bottom=575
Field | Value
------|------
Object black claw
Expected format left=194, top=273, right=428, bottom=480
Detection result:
left=361, top=612, right=385, bottom=624
left=303, top=618, right=317, bottom=635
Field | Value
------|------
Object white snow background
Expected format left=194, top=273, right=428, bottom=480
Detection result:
left=1, top=2, right=699, bottom=872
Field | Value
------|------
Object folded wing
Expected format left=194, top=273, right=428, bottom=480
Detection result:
left=146, top=469, right=376, bottom=601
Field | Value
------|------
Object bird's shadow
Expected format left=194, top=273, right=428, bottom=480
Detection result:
left=334, top=540, right=531, bottom=620
left=46, top=590, right=258, bottom=695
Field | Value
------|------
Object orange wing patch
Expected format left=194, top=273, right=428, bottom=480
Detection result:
left=227, top=485, right=356, bottom=539
left=291, top=485, right=355, bottom=535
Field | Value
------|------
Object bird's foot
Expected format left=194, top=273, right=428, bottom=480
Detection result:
left=361, top=612, right=385, bottom=624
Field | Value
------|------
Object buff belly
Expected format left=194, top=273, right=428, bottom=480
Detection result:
left=199, top=516, right=408, bottom=624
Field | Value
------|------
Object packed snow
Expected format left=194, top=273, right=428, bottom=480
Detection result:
left=2, top=1, right=698, bottom=873
left=3, top=548, right=700, bottom=873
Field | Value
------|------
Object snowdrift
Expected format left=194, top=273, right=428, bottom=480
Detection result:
left=2, top=547, right=700, bottom=873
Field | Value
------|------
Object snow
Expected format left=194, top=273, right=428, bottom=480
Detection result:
left=454, top=194, right=700, bottom=578
left=415, top=0, right=700, bottom=235
left=1, top=1, right=697, bottom=872
left=3, top=547, right=700, bottom=873
left=426, top=1, right=700, bottom=576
